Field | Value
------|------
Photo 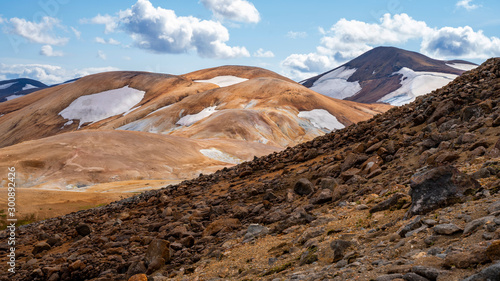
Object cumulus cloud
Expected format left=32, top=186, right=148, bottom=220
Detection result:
left=456, top=0, right=480, bottom=10
left=253, top=48, right=274, bottom=58
left=116, top=0, right=249, bottom=59
left=422, top=26, right=500, bottom=59
left=282, top=13, right=500, bottom=80
left=2, top=16, right=69, bottom=45
left=81, top=14, right=118, bottom=34
left=97, top=50, right=107, bottom=60
left=0, top=63, right=119, bottom=84
left=286, top=31, right=307, bottom=39
left=200, top=0, right=260, bottom=23
left=40, top=45, right=64, bottom=57
left=95, top=37, right=120, bottom=45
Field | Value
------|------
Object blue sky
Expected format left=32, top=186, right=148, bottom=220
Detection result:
left=0, top=0, right=499, bottom=84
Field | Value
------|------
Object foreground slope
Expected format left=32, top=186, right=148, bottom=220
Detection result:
left=1, top=58, right=499, bottom=280
left=301, top=46, right=478, bottom=105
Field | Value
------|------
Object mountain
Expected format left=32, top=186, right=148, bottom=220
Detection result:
left=1, top=58, right=498, bottom=281
left=300, top=46, right=478, bottom=106
left=0, top=66, right=390, bottom=189
left=0, top=78, right=48, bottom=102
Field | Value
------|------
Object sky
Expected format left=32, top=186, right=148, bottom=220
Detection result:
left=0, top=0, right=499, bottom=85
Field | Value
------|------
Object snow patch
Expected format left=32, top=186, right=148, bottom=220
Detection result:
left=194, top=76, right=248, bottom=87
left=61, top=120, right=73, bottom=129
left=0, top=82, right=16, bottom=90
left=379, top=67, right=457, bottom=106
left=22, top=84, right=38, bottom=91
left=116, top=117, right=160, bottom=133
left=200, top=148, right=243, bottom=165
left=446, top=63, right=477, bottom=71
left=309, top=67, right=361, bottom=99
left=59, top=86, right=145, bottom=128
left=176, top=106, right=217, bottom=127
left=5, top=94, right=24, bottom=101
left=298, top=109, right=345, bottom=132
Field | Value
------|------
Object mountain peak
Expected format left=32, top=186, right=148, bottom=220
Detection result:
left=301, top=46, right=478, bottom=105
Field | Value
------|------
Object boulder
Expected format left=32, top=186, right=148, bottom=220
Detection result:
left=294, top=178, right=314, bottom=196
left=408, top=166, right=480, bottom=216
left=144, top=239, right=171, bottom=266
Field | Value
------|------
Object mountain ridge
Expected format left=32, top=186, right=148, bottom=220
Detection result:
left=301, top=46, right=478, bottom=105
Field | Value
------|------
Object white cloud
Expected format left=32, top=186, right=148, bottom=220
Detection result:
left=117, top=0, right=249, bottom=59
left=281, top=53, right=335, bottom=81
left=286, top=31, right=307, bottom=39
left=200, top=0, right=260, bottom=23
left=40, top=45, right=64, bottom=57
left=253, top=48, right=274, bottom=58
left=97, top=50, right=107, bottom=60
left=456, top=0, right=480, bottom=10
left=3, top=16, right=69, bottom=45
left=71, top=27, right=81, bottom=39
left=81, top=14, right=118, bottom=34
left=421, top=26, right=500, bottom=59
left=95, top=37, right=120, bottom=45
left=0, top=63, right=119, bottom=84
left=282, top=13, right=500, bottom=80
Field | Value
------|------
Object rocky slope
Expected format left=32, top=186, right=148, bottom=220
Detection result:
left=301, top=46, right=477, bottom=106
left=1, top=58, right=499, bottom=281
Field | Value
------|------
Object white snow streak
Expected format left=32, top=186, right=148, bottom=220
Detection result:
left=379, top=67, right=457, bottom=106
left=309, top=67, right=361, bottom=99
left=446, top=63, right=477, bottom=71
left=59, top=86, right=145, bottom=128
left=22, top=84, right=38, bottom=91
left=298, top=109, right=345, bottom=132
left=194, top=76, right=248, bottom=87
left=0, top=82, right=16, bottom=90
left=176, top=106, right=218, bottom=126
left=200, top=148, right=243, bottom=165
left=5, top=94, right=24, bottom=101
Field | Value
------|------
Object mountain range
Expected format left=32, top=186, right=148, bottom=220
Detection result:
left=0, top=78, right=48, bottom=102
left=0, top=65, right=390, bottom=190
left=300, top=46, right=478, bottom=106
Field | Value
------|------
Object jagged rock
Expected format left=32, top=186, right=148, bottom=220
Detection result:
left=433, top=224, right=462, bottom=235
left=486, top=240, right=500, bottom=261
left=243, top=224, right=269, bottom=242
left=411, top=266, right=446, bottom=281
left=464, top=216, right=496, bottom=235
left=75, top=223, right=92, bottom=236
left=397, top=216, right=422, bottom=237
left=403, top=272, right=430, bottom=281
left=32, top=241, right=51, bottom=255
left=297, top=227, right=324, bottom=244
left=330, top=240, right=354, bottom=262
left=294, top=178, right=314, bottom=196
left=408, top=166, right=480, bottom=216
left=463, top=262, right=500, bottom=281
left=203, top=218, right=241, bottom=237
left=127, top=261, right=147, bottom=278
left=310, top=189, right=333, bottom=204
left=443, top=248, right=490, bottom=269
left=369, top=193, right=406, bottom=213
left=144, top=239, right=171, bottom=265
